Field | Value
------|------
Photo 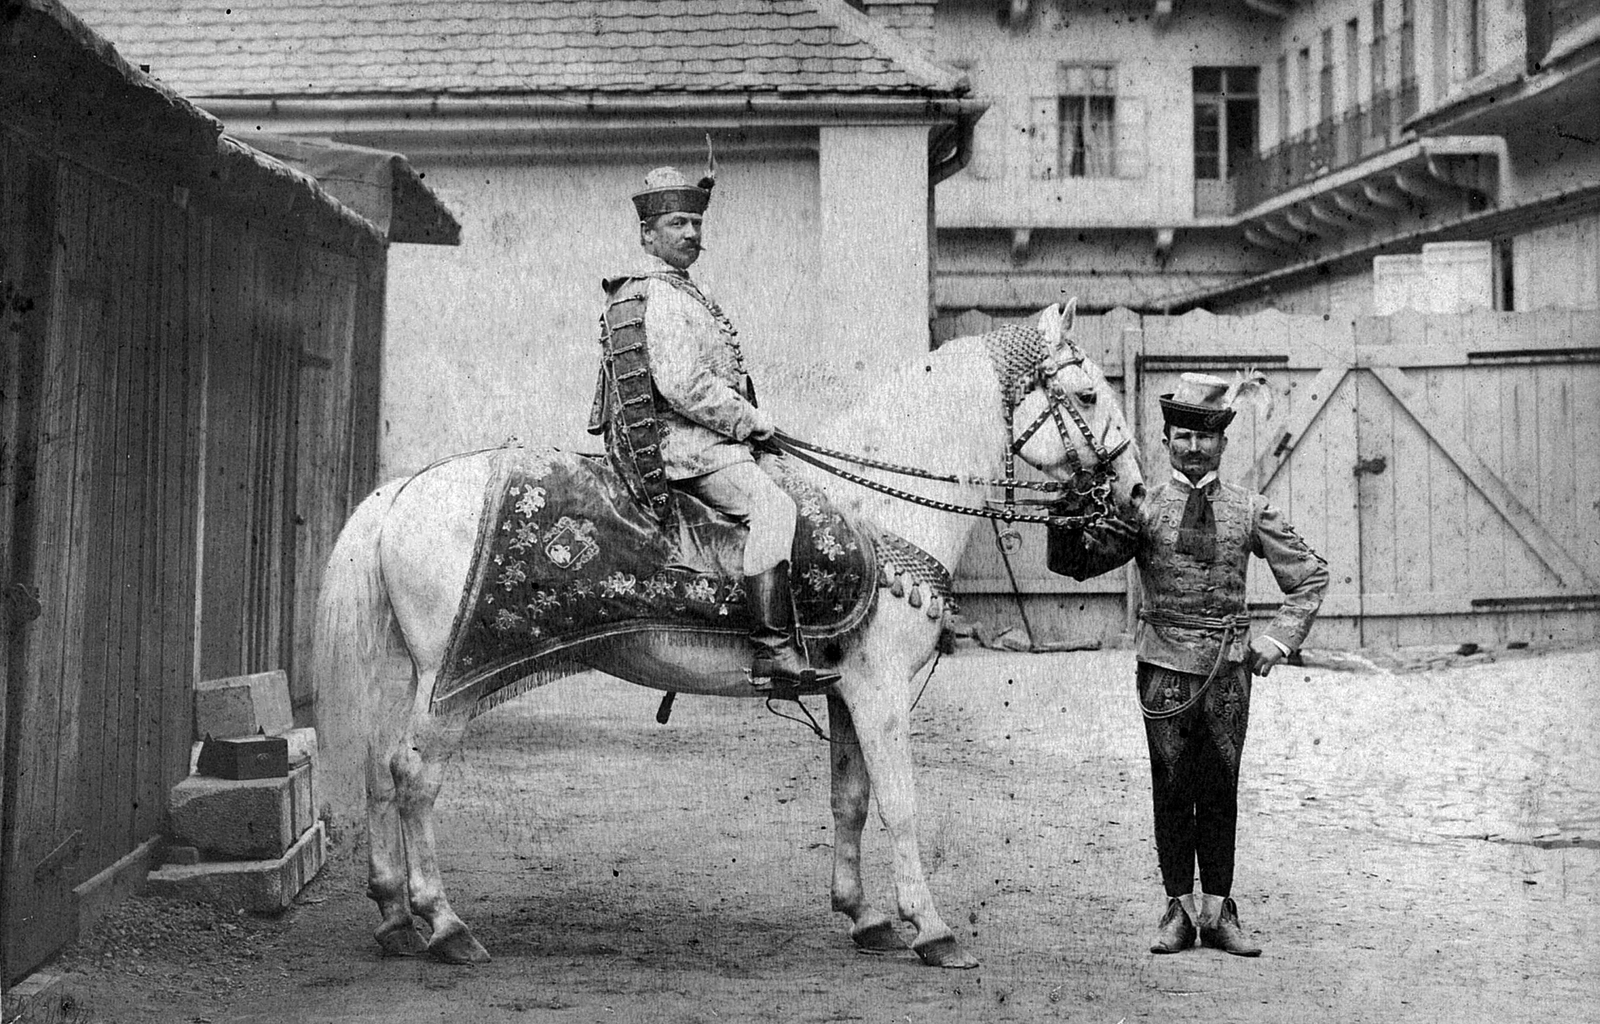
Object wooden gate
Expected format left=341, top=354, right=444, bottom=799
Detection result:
left=937, top=307, right=1600, bottom=649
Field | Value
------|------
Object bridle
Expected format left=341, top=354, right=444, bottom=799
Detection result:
left=766, top=329, right=1132, bottom=532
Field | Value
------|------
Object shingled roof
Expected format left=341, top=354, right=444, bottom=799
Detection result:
left=67, top=0, right=966, bottom=100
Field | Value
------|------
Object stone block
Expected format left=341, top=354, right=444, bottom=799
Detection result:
left=282, top=725, right=318, bottom=767
left=194, top=670, right=293, bottom=740
left=2, top=971, right=87, bottom=1024
left=142, top=821, right=327, bottom=914
left=168, top=761, right=316, bottom=858
left=191, top=727, right=317, bottom=775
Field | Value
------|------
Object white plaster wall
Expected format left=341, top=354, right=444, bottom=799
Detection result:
left=935, top=0, right=1278, bottom=228
left=382, top=154, right=822, bottom=478
left=818, top=125, right=932, bottom=358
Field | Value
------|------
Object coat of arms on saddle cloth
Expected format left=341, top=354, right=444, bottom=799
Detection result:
left=430, top=446, right=879, bottom=716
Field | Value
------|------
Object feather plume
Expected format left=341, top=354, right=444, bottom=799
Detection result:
left=1223, top=367, right=1274, bottom=421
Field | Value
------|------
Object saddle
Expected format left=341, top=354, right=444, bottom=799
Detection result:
left=432, top=446, right=896, bottom=716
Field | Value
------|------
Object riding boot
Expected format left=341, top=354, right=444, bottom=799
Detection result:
left=1197, top=894, right=1262, bottom=957
left=747, top=561, right=840, bottom=694
left=1149, top=896, right=1197, bottom=954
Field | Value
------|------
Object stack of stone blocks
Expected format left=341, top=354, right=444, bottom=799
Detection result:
left=144, top=670, right=328, bottom=912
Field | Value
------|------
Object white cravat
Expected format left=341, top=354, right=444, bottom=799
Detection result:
left=1172, top=469, right=1217, bottom=490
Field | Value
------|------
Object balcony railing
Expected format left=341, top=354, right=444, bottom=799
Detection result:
left=1232, top=80, right=1419, bottom=211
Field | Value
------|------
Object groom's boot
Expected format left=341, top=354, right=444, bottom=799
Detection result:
left=747, top=561, right=840, bottom=695
left=1198, top=894, right=1262, bottom=957
left=1150, top=895, right=1198, bottom=954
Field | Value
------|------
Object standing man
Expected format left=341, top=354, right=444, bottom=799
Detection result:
left=588, top=165, right=838, bottom=693
left=1134, top=373, right=1328, bottom=956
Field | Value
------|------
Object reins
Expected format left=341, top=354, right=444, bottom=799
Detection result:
left=765, top=355, right=1131, bottom=532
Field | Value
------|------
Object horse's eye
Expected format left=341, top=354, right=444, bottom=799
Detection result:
left=1076, top=388, right=1098, bottom=404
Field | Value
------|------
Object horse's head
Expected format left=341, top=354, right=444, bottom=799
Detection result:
left=998, top=299, right=1145, bottom=528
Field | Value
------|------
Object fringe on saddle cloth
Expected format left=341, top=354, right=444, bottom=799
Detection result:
left=429, top=447, right=955, bottom=717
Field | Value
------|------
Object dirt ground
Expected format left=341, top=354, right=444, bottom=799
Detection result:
left=22, top=641, right=1600, bottom=1024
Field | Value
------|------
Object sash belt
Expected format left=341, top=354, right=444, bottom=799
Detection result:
left=1137, top=608, right=1252, bottom=720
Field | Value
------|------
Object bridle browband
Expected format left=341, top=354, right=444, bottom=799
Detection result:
left=767, top=328, right=1131, bottom=530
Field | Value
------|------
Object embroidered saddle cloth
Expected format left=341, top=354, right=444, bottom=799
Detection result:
left=432, top=447, right=879, bottom=715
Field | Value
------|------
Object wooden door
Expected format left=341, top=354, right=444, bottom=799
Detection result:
left=1348, top=310, right=1600, bottom=645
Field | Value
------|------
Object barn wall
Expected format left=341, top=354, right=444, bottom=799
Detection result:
left=0, top=118, right=384, bottom=983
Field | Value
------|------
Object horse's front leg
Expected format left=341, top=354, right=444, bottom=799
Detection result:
left=838, top=672, right=979, bottom=969
left=826, top=693, right=910, bottom=955
left=390, top=673, right=487, bottom=964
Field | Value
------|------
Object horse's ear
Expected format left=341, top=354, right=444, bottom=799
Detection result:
left=1060, top=296, right=1077, bottom=336
left=1036, top=303, right=1063, bottom=348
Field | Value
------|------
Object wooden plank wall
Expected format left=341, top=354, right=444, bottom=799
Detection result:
left=1, top=120, right=384, bottom=983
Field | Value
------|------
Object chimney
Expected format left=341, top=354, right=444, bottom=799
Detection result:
left=861, top=0, right=935, bottom=53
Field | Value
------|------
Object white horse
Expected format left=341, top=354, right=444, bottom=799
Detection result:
left=310, top=301, right=1144, bottom=969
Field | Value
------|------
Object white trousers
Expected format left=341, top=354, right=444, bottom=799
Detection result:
left=679, top=459, right=797, bottom=576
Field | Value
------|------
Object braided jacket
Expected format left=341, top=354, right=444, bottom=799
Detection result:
left=587, top=257, right=770, bottom=481
left=1134, top=476, right=1329, bottom=675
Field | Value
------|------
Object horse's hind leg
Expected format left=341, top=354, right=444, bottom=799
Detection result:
left=368, top=744, right=426, bottom=954
left=390, top=673, right=488, bottom=964
left=827, top=693, right=910, bottom=955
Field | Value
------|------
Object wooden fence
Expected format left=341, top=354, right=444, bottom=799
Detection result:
left=939, top=307, right=1600, bottom=650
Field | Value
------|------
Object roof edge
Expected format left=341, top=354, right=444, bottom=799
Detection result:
left=813, top=0, right=970, bottom=95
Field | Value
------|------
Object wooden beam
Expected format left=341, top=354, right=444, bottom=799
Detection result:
left=1243, top=225, right=1295, bottom=253
left=1330, top=188, right=1382, bottom=222
left=1305, top=199, right=1349, bottom=233
left=1282, top=208, right=1319, bottom=235
left=1258, top=215, right=1303, bottom=244
left=1248, top=364, right=1351, bottom=493
left=1361, top=181, right=1409, bottom=210
left=1369, top=365, right=1600, bottom=591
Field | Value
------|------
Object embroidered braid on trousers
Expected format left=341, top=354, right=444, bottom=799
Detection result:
left=1138, top=660, right=1252, bottom=898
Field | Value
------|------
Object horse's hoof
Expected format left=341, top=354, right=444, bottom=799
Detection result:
left=427, top=924, right=491, bottom=965
left=375, top=921, right=427, bottom=957
left=852, top=921, right=911, bottom=955
left=914, top=935, right=980, bottom=969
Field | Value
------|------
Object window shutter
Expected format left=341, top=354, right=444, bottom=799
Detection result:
left=1114, top=96, right=1147, bottom=178
left=1028, top=96, right=1059, bottom=180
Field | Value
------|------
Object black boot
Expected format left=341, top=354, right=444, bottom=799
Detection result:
left=747, top=561, right=840, bottom=695
left=1150, top=897, right=1197, bottom=954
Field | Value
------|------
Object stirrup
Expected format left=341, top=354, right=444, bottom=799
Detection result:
left=749, top=662, right=838, bottom=699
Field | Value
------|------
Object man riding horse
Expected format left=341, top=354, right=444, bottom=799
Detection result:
left=587, top=165, right=839, bottom=694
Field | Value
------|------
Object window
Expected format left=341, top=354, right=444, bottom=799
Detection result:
left=1399, top=0, right=1415, bottom=83
left=1319, top=29, right=1335, bottom=124
left=1028, top=64, right=1142, bottom=180
left=1276, top=53, right=1290, bottom=142
left=1370, top=0, right=1388, bottom=98
left=1193, top=67, right=1259, bottom=181
left=1346, top=18, right=1361, bottom=112
left=1297, top=48, right=1312, bottom=132
left=1059, top=64, right=1117, bottom=177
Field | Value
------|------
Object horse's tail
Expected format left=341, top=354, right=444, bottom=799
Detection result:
left=311, top=484, right=402, bottom=834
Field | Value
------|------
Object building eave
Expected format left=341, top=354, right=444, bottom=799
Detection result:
left=1152, top=179, right=1600, bottom=312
